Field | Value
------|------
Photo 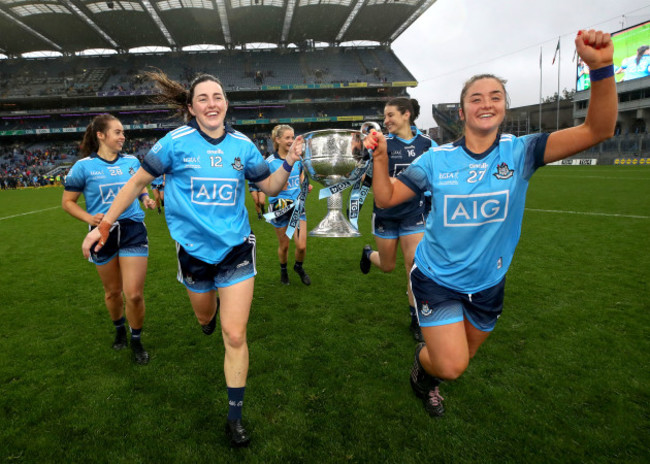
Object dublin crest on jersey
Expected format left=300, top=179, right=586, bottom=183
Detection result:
left=232, top=157, right=244, bottom=171
left=493, top=162, right=514, bottom=180
left=129, top=167, right=136, bottom=175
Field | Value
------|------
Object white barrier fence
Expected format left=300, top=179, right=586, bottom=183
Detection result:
left=547, top=158, right=598, bottom=166
left=548, top=158, right=650, bottom=166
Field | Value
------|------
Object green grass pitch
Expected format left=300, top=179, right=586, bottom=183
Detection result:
left=0, top=165, right=648, bottom=463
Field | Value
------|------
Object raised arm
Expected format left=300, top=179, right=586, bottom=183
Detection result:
left=544, top=29, right=617, bottom=164
left=365, top=131, right=417, bottom=208
left=256, top=136, right=304, bottom=196
left=82, top=167, right=154, bottom=257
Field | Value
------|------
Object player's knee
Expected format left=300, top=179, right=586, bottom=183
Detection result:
left=124, top=290, right=143, bottom=307
left=435, top=360, right=469, bottom=381
left=104, top=289, right=122, bottom=302
left=222, top=327, right=246, bottom=349
left=379, top=261, right=396, bottom=273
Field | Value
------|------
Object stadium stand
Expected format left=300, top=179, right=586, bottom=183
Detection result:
left=0, top=45, right=414, bottom=171
left=1, top=1, right=646, bottom=170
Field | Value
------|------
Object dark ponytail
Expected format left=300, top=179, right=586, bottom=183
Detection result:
left=80, top=113, right=119, bottom=157
left=144, top=69, right=227, bottom=123
left=385, top=97, right=420, bottom=125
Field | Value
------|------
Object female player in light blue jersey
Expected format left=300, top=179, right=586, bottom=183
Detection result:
left=62, top=114, right=157, bottom=365
left=267, top=124, right=312, bottom=286
left=365, top=29, right=618, bottom=417
left=247, top=178, right=266, bottom=220
left=150, top=174, right=164, bottom=214
left=615, top=45, right=650, bottom=81
left=81, top=71, right=303, bottom=447
left=359, top=97, right=435, bottom=342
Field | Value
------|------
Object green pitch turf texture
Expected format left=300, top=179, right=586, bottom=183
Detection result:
left=1, top=165, right=648, bottom=463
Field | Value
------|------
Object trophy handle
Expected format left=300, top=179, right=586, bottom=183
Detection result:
left=360, top=121, right=381, bottom=135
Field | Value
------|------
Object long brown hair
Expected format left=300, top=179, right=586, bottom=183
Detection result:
left=144, top=69, right=228, bottom=123
left=385, top=97, right=420, bottom=126
left=79, top=113, right=119, bottom=157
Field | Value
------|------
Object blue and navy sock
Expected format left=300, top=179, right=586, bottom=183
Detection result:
left=294, top=261, right=303, bottom=271
left=280, top=263, right=288, bottom=271
left=227, top=387, right=246, bottom=421
left=130, top=327, right=142, bottom=341
left=113, top=317, right=126, bottom=333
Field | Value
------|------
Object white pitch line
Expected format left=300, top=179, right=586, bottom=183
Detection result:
left=0, top=206, right=60, bottom=221
left=526, top=208, right=649, bottom=219
left=536, top=175, right=650, bottom=180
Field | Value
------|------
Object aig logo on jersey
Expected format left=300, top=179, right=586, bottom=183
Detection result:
left=99, top=182, right=126, bottom=204
left=286, top=176, right=301, bottom=189
left=444, top=190, right=509, bottom=227
left=191, top=177, right=238, bottom=206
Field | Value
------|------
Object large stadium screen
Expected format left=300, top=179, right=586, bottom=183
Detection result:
left=576, top=20, right=650, bottom=91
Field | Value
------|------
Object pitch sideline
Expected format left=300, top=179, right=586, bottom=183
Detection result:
left=525, top=208, right=649, bottom=220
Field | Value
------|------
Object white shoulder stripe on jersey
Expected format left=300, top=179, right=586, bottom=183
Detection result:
left=500, top=133, right=515, bottom=141
left=170, top=125, right=190, bottom=135
left=230, top=131, right=254, bottom=142
left=433, top=145, right=458, bottom=152
left=229, top=132, right=257, bottom=146
left=171, top=127, right=196, bottom=139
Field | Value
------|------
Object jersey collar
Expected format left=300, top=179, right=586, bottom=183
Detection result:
left=389, top=126, right=421, bottom=144
left=453, top=132, right=500, bottom=160
left=188, top=119, right=234, bottom=145
left=91, top=152, right=121, bottom=164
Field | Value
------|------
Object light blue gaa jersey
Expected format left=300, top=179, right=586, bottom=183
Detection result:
left=375, top=127, right=436, bottom=220
left=266, top=152, right=302, bottom=204
left=142, top=121, right=270, bottom=264
left=399, top=132, right=549, bottom=294
left=64, top=153, right=145, bottom=222
left=619, top=54, right=650, bottom=81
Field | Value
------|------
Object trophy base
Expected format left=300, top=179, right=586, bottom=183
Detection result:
left=309, top=210, right=361, bottom=237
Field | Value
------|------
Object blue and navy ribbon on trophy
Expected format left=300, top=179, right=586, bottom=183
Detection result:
left=348, top=159, right=373, bottom=229
left=318, top=163, right=369, bottom=200
left=285, top=174, right=310, bottom=238
left=263, top=171, right=311, bottom=239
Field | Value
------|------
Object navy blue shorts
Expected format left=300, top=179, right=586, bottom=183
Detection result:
left=248, top=182, right=260, bottom=193
left=176, top=234, right=257, bottom=292
left=90, top=219, right=149, bottom=265
left=151, top=183, right=164, bottom=191
left=372, top=211, right=427, bottom=239
left=410, top=265, right=505, bottom=332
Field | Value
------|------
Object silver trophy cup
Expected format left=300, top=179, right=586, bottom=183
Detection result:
left=302, top=123, right=379, bottom=237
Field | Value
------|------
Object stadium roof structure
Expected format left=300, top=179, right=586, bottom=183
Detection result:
left=0, top=0, right=437, bottom=56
